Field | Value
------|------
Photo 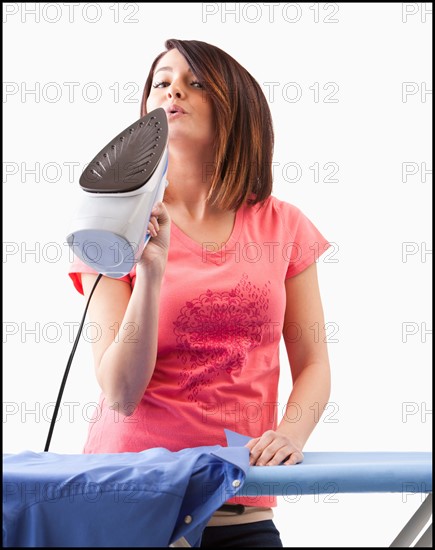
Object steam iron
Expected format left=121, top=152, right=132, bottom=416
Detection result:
left=66, top=108, right=169, bottom=278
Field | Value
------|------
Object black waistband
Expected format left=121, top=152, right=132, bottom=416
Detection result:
left=217, top=504, right=246, bottom=515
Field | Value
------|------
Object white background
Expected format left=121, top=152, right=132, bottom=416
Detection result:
left=3, top=2, right=432, bottom=547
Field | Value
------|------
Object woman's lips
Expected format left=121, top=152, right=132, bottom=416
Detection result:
left=166, top=104, right=187, bottom=116
left=164, top=104, right=187, bottom=121
left=167, top=111, right=186, bottom=119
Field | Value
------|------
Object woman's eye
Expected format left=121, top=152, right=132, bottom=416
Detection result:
left=152, top=80, right=203, bottom=89
left=152, top=81, right=168, bottom=89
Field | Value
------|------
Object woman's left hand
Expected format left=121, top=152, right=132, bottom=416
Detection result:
left=245, top=430, right=304, bottom=466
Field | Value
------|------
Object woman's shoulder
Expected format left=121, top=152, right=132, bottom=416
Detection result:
left=245, top=194, right=302, bottom=219
left=244, top=194, right=324, bottom=242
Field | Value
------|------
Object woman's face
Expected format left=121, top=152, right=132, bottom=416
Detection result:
left=146, top=48, right=214, bottom=149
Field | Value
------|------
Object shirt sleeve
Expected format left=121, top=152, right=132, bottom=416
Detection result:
left=276, top=200, right=331, bottom=279
left=68, top=255, right=135, bottom=295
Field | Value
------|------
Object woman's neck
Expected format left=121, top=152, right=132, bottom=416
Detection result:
left=163, top=145, right=220, bottom=219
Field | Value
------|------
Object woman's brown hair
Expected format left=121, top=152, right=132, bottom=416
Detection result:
left=141, top=39, right=274, bottom=211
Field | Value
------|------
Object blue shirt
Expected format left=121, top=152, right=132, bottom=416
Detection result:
left=3, top=442, right=249, bottom=547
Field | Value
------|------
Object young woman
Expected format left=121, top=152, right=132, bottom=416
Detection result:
left=69, top=39, right=331, bottom=548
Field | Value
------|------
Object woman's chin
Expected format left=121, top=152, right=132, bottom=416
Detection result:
left=168, top=131, right=212, bottom=149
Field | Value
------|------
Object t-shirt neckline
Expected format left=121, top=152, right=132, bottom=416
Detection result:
left=170, top=202, right=246, bottom=262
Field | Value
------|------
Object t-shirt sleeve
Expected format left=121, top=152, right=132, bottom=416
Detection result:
left=276, top=201, right=331, bottom=279
left=68, top=255, right=134, bottom=295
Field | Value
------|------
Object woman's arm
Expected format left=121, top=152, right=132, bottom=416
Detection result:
left=82, top=268, right=164, bottom=417
left=246, top=262, right=331, bottom=465
left=80, top=201, right=170, bottom=417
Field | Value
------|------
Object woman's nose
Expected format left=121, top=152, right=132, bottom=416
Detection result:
left=166, top=83, right=184, bottom=99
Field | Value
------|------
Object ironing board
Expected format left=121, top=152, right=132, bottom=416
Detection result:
left=229, top=430, right=432, bottom=547
left=3, top=432, right=432, bottom=547
left=242, top=453, right=432, bottom=547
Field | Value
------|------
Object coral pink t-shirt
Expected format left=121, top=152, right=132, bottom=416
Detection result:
left=68, top=195, right=330, bottom=507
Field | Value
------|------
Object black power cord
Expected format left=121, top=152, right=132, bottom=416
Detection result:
left=44, top=273, right=103, bottom=452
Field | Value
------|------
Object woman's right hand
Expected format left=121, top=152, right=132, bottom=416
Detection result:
left=137, top=201, right=171, bottom=275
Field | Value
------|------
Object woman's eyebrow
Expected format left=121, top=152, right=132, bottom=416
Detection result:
left=154, top=65, right=193, bottom=75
